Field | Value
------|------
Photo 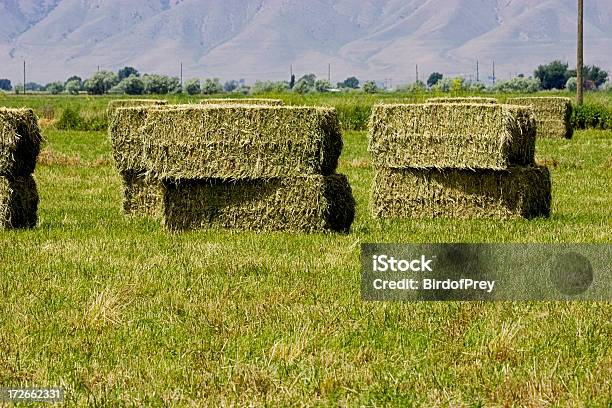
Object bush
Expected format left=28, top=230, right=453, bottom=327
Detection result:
left=602, top=81, right=612, bottom=92
left=202, top=78, right=223, bottom=95
left=335, top=103, right=371, bottom=130
left=184, top=78, right=201, bottom=95
left=492, top=77, right=540, bottom=93
left=566, top=77, right=577, bottom=92
left=363, top=81, right=378, bottom=93
left=432, top=77, right=453, bottom=92
left=571, top=103, right=612, bottom=130
left=251, top=80, right=288, bottom=94
left=46, top=81, right=65, bottom=95
left=56, top=107, right=85, bottom=130
left=111, top=75, right=145, bottom=95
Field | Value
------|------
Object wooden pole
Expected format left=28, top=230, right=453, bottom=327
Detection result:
left=577, top=0, right=584, bottom=105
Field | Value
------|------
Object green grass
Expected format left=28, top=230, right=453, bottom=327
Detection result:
left=0, top=95, right=611, bottom=406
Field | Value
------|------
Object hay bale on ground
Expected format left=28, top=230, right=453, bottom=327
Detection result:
left=121, top=171, right=164, bottom=217
left=163, top=174, right=355, bottom=233
left=507, top=97, right=573, bottom=139
left=371, top=166, right=551, bottom=220
left=368, top=103, right=536, bottom=170
left=110, top=105, right=342, bottom=179
left=426, top=97, right=498, bottom=104
left=0, top=108, right=42, bottom=177
left=0, top=175, right=38, bottom=229
left=200, top=98, right=283, bottom=106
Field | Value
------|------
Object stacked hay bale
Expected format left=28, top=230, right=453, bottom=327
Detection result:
left=368, top=103, right=551, bottom=219
left=507, top=97, right=573, bottom=139
left=426, top=97, right=498, bottom=104
left=109, top=104, right=355, bottom=232
left=200, top=98, right=283, bottom=106
left=107, top=100, right=168, bottom=217
left=0, top=108, right=42, bottom=229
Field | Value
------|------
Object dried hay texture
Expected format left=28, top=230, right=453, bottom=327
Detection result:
left=368, top=103, right=536, bottom=170
left=200, top=98, right=283, bottom=106
left=0, top=108, right=42, bottom=177
left=507, top=97, right=573, bottom=139
left=426, top=97, right=498, bottom=104
left=121, top=171, right=164, bottom=217
left=0, top=175, right=38, bottom=229
left=109, top=105, right=342, bottom=179
left=371, top=166, right=551, bottom=220
left=163, top=174, right=355, bottom=233
left=107, top=99, right=167, bottom=116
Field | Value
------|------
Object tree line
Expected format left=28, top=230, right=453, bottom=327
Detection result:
left=0, top=60, right=608, bottom=95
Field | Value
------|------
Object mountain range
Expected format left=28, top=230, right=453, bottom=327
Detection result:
left=1, top=0, right=611, bottom=85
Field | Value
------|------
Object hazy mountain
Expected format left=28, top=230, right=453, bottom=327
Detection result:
left=0, top=0, right=610, bottom=84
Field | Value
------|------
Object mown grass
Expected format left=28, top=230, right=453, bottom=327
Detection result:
left=0, top=95, right=610, bottom=406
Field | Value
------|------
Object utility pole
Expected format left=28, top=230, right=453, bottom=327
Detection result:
left=23, top=60, right=26, bottom=95
left=415, top=64, right=419, bottom=83
left=180, top=62, right=183, bottom=88
left=577, top=0, right=584, bottom=105
left=476, top=60, right=479, bottom=82
left=328, top=63, right=331, bottom=83
left=492, top=60, right=496, bottom=85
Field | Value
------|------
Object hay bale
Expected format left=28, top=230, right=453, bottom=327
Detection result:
left=107, top=99, right=167, bottom=116
left=0, top=108, right=42, bottom=177
left=110, top=105, right=342, bottom=179
left=507, top=97, right=573, bottom=139
left=371, top=166, right=551, bottom=220
left=121, top=171, right=164, bottom=217
left=426, top=97, right=498, bottom=104
left=163, top=174, right=355, bottom=233
left=0, top=175, right=38, bottom=229
left=368, top=103, right=536, bottom=170
left=200, top=98, right=283, bottom=106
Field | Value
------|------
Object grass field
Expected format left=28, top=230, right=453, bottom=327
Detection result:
left=0, top=94, right=611, bottom=406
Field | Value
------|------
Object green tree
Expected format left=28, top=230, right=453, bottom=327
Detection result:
left=363, top=80, right=378, bottom=93
left=534, top=60, right=570, bottom=90
left=184, top=78, right=201, bottom=95
left=119, top=75, right=145, bottom=95
left=65, top=76, right=82, bottom=88
left=223, top=80, right=238, bottom=93
left=298, top=74, right=316, bottom=87
left=46, top=81, right=65, bottom=94
left=84, top=70, right=119, bottom=94
left=118, top=66, right=139, bottom=81
left=0, top=79, right=11, bottom=91
left=142, top=74, right=173, bottom=94
left=314, top=79, right=331, bottom=93
left=427, top=72, right=443, bottom=87
left=201, top=78, right=223, bottom=95
left=293, top=79, right=311, bottom=94
left=569, top=65, right=608, bottom=88
left=65, top=79, right=81, bottom=95
left=342, top=76, right=359, bottom=89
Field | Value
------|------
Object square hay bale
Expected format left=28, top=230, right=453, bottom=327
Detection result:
left=0, top=175, right=38, bottom=229
left=426, top=97, right=498, bottom=104
left=107, top=99, right=167, bottom=116
left=121, top=171, right=164, bottom=217
left=371, top=166, right=551, bottom=220
left=163, top=174, right=355, bottom=233
left=110, top=105, right=342, bottom=179
left=507, top=97, right=573, bottom=139
left=200, top=98, right=283, bottom=106
left=368, top=103, right=536, bottom=170
left=0, top=108, right=42, bottom=177
left=108, top=106, right=150, bottom=172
